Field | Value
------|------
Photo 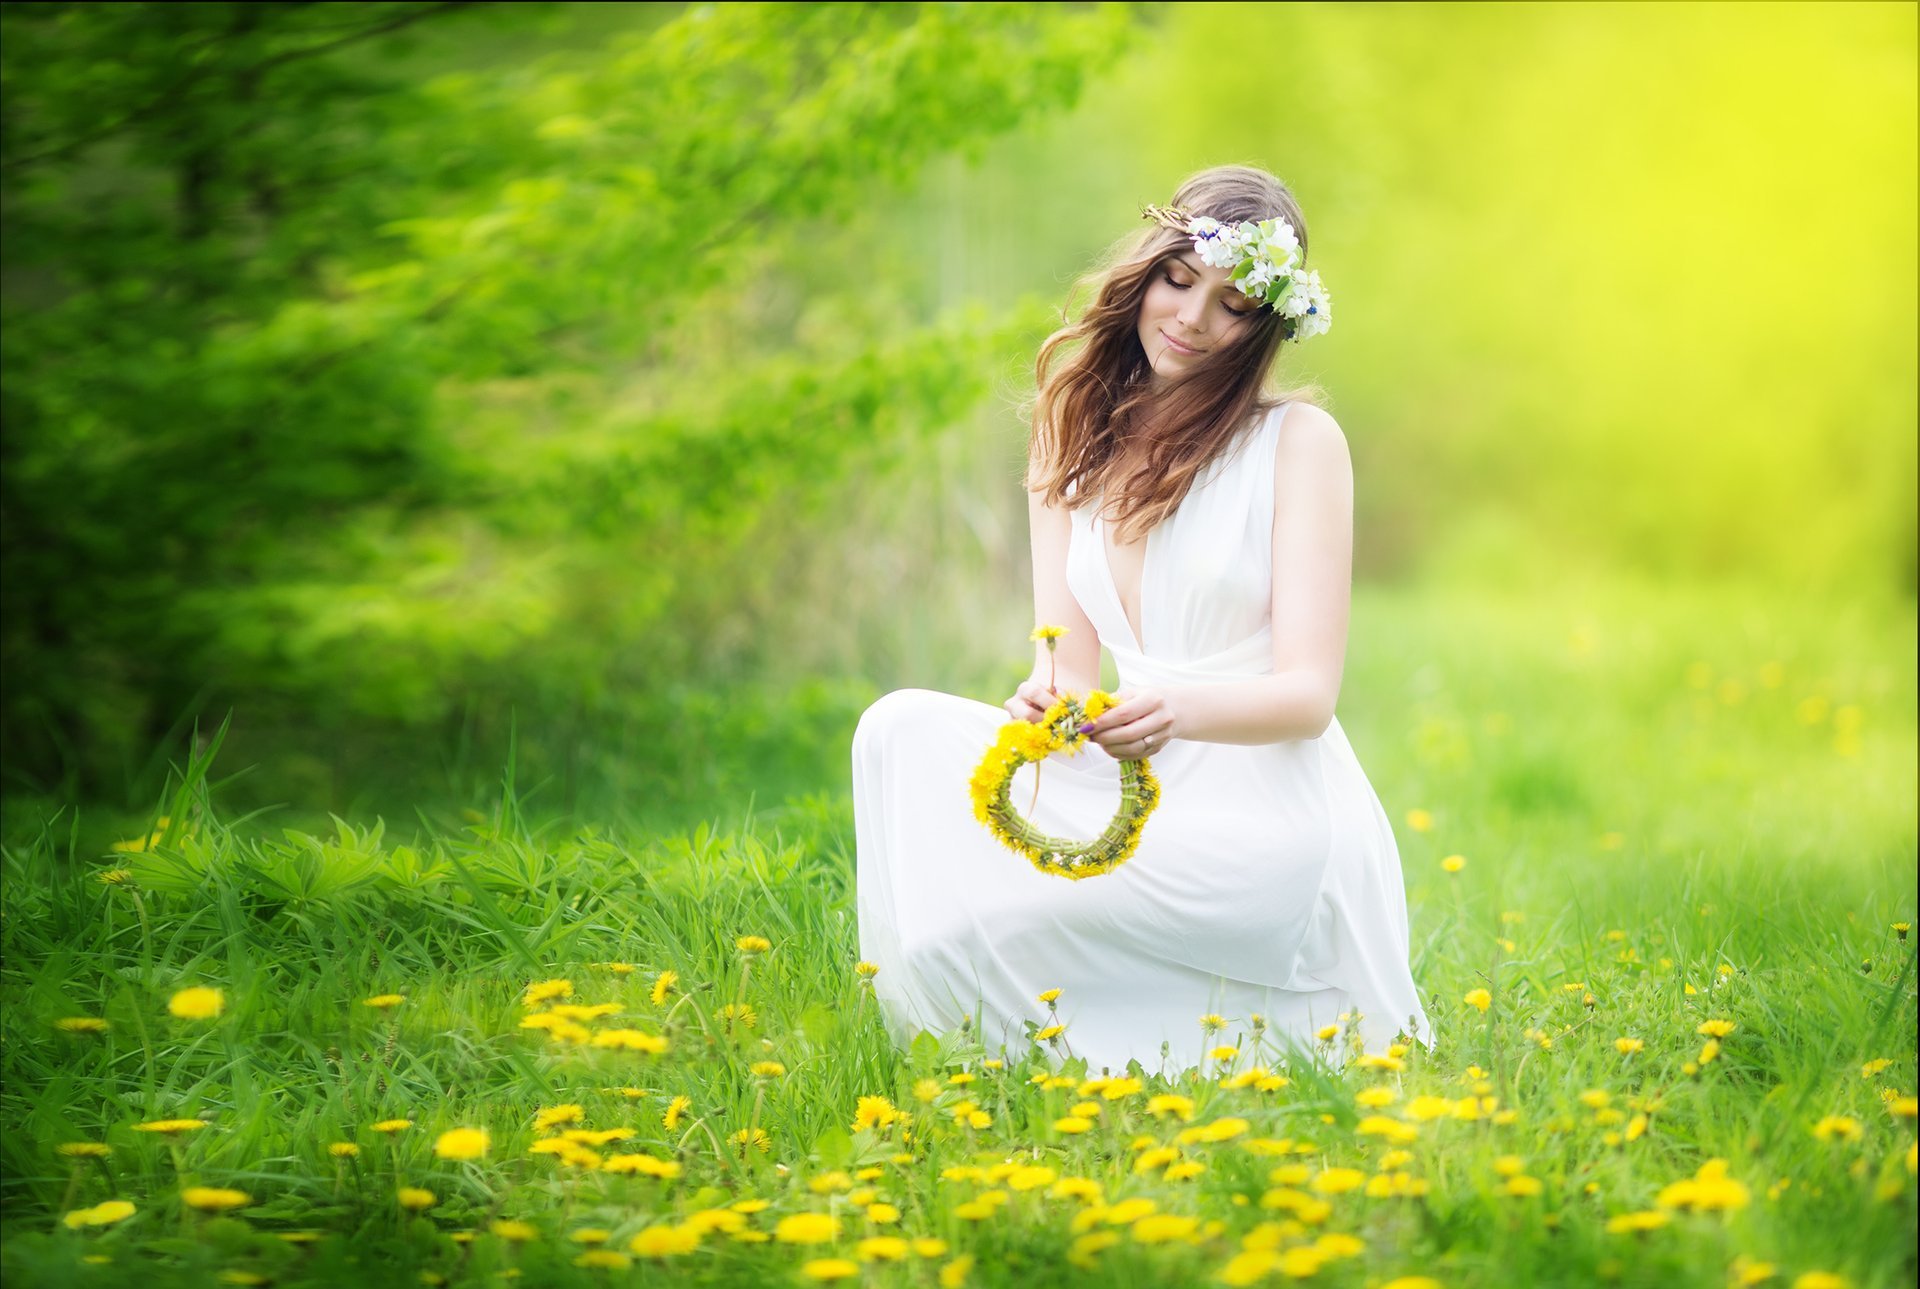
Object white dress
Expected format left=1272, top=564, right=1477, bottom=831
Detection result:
left=852, top=401, right=1433, bottom=1076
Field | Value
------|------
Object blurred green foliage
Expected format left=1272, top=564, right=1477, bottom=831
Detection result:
left=1, top=1, right=1130, bottom=802
left=1, top=2, right=1912, bottom=822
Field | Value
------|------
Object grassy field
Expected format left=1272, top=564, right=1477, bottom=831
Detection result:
left=1, top=577, right=1914, bottom=1289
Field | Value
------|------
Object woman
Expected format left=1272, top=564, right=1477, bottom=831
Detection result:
left=852, top=164, right=1432, bottom=1076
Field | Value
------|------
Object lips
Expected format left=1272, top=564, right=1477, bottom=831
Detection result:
left=1160, top=329, right=1203, bottom=356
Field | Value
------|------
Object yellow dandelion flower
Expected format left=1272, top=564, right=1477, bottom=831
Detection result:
left=1405, top=809, right=1433, bottom=832
left=802, top=1259, right=860, bottom=1282
left=1199, top=1013, right=1228, bottom=1032
left=181, top=1187, right=251, bottom=1211
left=1615, top=1037, right=1644, bottom=1054
left=1501, top=1175, right=1544, bottom=1198
left=650, top=970, right=677, bottom=1005
left=362, top=994, right=406, bottom=1009
left=775, top=1213, right=841, bottom=1245
left=1038, top=988, right=1062, bottom=1003
left=1605, top=1210, right=1669, bottom=1234
left=490, top=1219, right=538, bottom=1242
left=716, top=1003, right=756, bottom=1030
left=57, top=1142, right=112, bottom=1158
left=167, top=987, right=224, bottom=1020
left=534, top=1104, right=585, bottom=1130
left=398, top=1187, right=436, bottom=1210
left=523, top=979, right=573, bottom=1006
left=61, top=1200, right=135, bottom=1228
left=750, top=1060, right=786, bottom=1078
left=1697, top=1019, right=1737, bottom=1037
left=1441, top=854, right=1466, bottom=873
left=55, top=1017, right=110, bottom=1034
left=1811, top=1116, right=1863, bottom=1143
left=328, top=1142, right=359, bottom=1158
left=573, top=1250, right=631, bottom=1270
left=938, top=1253, right=976, bottom=1287
left=628, top=1224, right=700, bottom=1257
left=1463, top=988, right=1492, bottom=1012
left=736, top=935, right=771, bottom=954
left=433, top=1128, right=489, bottom=1160
left=371, top=1119, right=412, bottom=1134
left=133, top=1119, right=207, bottom=1135
left=731, top=1128, right=773, bottom=1155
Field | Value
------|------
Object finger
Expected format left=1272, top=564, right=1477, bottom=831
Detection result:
left=1093, top=714, right=1164, bottom=747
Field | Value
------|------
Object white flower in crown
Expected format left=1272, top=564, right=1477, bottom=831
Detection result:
left=1280, top=268, right=1332, bottom=340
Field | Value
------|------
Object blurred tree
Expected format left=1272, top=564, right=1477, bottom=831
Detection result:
left=0, top=1, right=1129, bottom=798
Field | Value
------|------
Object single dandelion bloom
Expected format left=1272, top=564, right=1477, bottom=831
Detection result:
left=1316, top=1024, right=1340, bottom=1042
left=716, top=1002, right=757, bottom=1030
left=491, top=1220, right=539, bottom=1242
left=134, top=1119, right=207, bottom=1135
left=181, top=1187, right=251, bottom=1211
left=1405, top=809, right=1433, bottom=832
left=855, top=961, right=880, bottom=979
left=534, top=1104, right=585, bottom=1130
left=662, top=1095, right=692, bottom=1129
left=1699, top=1039, right=1722, bottom=1064
left=97, top=868, right=133, bottom=885
left=1862, top=1058, right=1893, bottom=1078
left=1208, top=1045, right=1240, bottom=1061
left=1038, top=988, right=1062, bottom=1003
left=362, top=994, right=405, bottom=1009
left=1605, top=1210, right=1670, bottom=1234
left=168, top=987, right=224, bottom=1020
left=524, top=979, right=574, bottom=1006
left=751, top=1061, right=787, bottom=1078
left=434, top=1128, right=489, bottom=1160
left=628, top=1224, right=700, bottom=1257
left=775, top=1213, right=841, bottom=1245
left=1895, top=923, right=1910, bottom=941
left=1199, top=1013, right=1228, bottom=1032
left=328, top=1142, right=359, bottom=1158
left=1030, top=624, right=1068, bottom=644
left=398, top=1187, right=436, bottom=1211
left=1615, top=1037, right=1644, bottom=1055
left=1034, top=1024, right=1067, bottom=1041
left=1887, top=1095, right=1917, bottom=1120
left=650, top=970, right=677, bottom=1005
left=371, top=1119, right=412, bottom=1134
left=1501, top=1175, right=1544, bottom=1198
left=1054, top=1116, right=1094, bottom=1134
left=1311, top=1168, right=1366, bottom=1195
left=58, top=1142, right=112, bottom=1158
left=1356, top=1087, right=1397, bottom=1108
left=1791, top=1275, right=1849, bottom=1289
left=731, top=1128, right=773, bottom=1155
left=852, top=1095, right=901, bottom=1132
left=1697, top=1019, right=1737, bottom=1038
left=1147, top=1094, right=1196, bottom=1120
left=1441, top=854, right=1466, bottom=873
left=858, top=1235, right=910, bottom=1261
left=1464, top=988, right=1492, bottom=1012
left=55, top=1017, right=110, bottom=1034
left=736, top=935, right=772, bottom=954
left=802, top=1260, right=860, bottom=1283
left=1811, top=1116, right=1863, bottom=1143
left=574, top=1250, right=631, bottom=1270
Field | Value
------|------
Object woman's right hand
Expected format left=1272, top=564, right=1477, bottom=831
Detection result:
left=1003, top=678, right=1059, bottom=724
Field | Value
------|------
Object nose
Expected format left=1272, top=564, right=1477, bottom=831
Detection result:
left=1177, top=293, right=1209, bottom=334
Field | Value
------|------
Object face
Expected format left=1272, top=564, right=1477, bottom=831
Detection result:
left=1136, top=248, right=1261, bottom=380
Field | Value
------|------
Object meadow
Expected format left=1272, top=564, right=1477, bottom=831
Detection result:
left=3, top=574, right=1914, bottom=1289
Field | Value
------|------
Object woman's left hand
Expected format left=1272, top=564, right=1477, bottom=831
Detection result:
left=1081, top=687, right=1180, bottom=760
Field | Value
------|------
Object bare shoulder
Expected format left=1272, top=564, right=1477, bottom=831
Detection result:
left=1272, top=401, right=1352, bottom=485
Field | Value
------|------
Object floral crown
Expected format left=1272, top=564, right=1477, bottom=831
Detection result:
left=1142, top=203, right=1331, bottom=342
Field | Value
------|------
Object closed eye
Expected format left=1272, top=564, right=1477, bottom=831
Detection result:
left=1163, top=269, right=1254, bottom=318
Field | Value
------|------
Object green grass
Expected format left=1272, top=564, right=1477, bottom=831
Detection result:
left=1, top=576, right=1914, bottom=1288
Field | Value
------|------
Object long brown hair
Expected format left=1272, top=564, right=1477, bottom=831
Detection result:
left=1025, top=164, right=1326, bottom=541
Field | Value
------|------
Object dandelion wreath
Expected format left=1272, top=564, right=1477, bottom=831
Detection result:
left=968, top=680, right=1162, bottom=882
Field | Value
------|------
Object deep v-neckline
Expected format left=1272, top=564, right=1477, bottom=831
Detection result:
left=1097, top=508, right=1152, bottom=654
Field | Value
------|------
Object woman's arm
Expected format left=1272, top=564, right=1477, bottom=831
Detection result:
left=1085, top=405, right=1352, bottom=752
left=1005, top=486, right=1103, bottom=719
